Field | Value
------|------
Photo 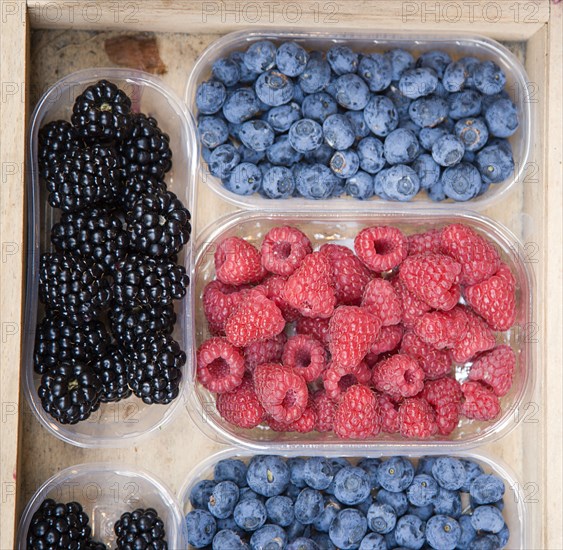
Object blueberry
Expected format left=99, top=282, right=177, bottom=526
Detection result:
left=400, top=117, right=422, bottom=137
left=289, top=119, right=324, bottom=153
left=327, top=45, right=359, bottom=75
left=262, top=166, right=295, bottom=199
left=428, top=180, right=446, bottom=201
left=386, top=84, right=413, bottom=119
left=276, top=41, right=309, bottom=77
left=303, top=457, right=335, bottom=490
left=212, top=58, right=241, bottom=87
left=247, top=456, right=290, bottom=497
left=225, top=162, right=262, bottom=195
left=333, top=466, right=371, bottom=505
left=448, top=90, right=482, bottom=119
left=196, top=81, right=227, bottom=115
left=459, top=460, right=484, bottom=492
left=399, top=68, right=438, bottom=99
left=208, top=480, right=240, bottom=519
left=364, top=96, right=399, bottom=137
left=285, top=483, right=302, bottom=501
left=455, top=117, right=489, bottom=151
left=475, top=143, right=514, bottom=183
left=223, top=88, right=261, bottom=124
left=385, top=49, right=415, bottom=81
left=294, top=488, right=325, bottom=524
left=230, top=51, right=261, bottom=84
left=473, top=61, right=507, bottom=95
left=190, top=480, right=217, bottom=509
left=359, top=532, right=387, bottom=550
left=432, top=134, right=465, bottom=167
left=287, top=537, right=319, bottom=550
left=334, top=73, right=371, bottom=110
left=239, top=145, right=266, bottom=164
left=384, top=528, right=398, bottom=548
left=321, top=114, right=355, bottom=150
left=366, top=503, right=397, bottom=534
left=325, top=458, right=352, bottom=494
left=481, top=90, right=510, bottom=112
left=394, top=514, right=426, bottom=549
left=212, top=529, right=248, bottom=549
left=471, top=505, right=505, bottom=534
left=250, top=524, right=288, bottom=550
left=233, top=498, right=267, bottom=532
left=357, top=136, right=386, bottom=174
left=238, top=120, right=275, bottom=152
left=331, top=179, right=347, bottom=198
left=216, top=516, right=245, bottom=536
left=266, top=102, right=302, bottom=133
left=383, top=128, right=420, bottom=164
left=186, top=509, right=217, bottom=548
left=407, top=474, right=439, bottom=506
left=484, top=98, right=519, bottom=138
left=358, top=53, right=393, bottom=92
left=255, top=70, right=295, bottom=107
left=244, top=40, right=277, bottom=73
left=288, top=459, right=307, bottom=487
left=313, top=497, right=341, bottom=532
left=425, top=515, right=462, bottom=550
left=202, top=145, right=213, bottom=163
left=442, top=61, right=468, bottom=92
left=330, top=149, right=360, bottom=179
left=497, top=523, right=510, bottom=547
left=292, top=84, right=305, bottom=105
left=240, top=488, right=262, bottom=502
left=302, top=92, right=338, bottom=123
left=419, top=125, right=449, bottom=151
left=471, top=534, right=502, bottom=550
left=302, top=143, right=334, bottom=164
left=356, top=494, right=374, bottom=516
left=470, top=474, right=505, bottom=505
left=346, top=111, right=371, bottom=139
left=299, top=57, right=332, bottom=94
left=329, top=509, right=368, bottom=550
left=416, top=457, right=438, bottom=477
left=432, top=487, right=462, bottom=518
left=346, top=171, right=374, bottom=199
left=417, top=50, right=452, bottom=78
left=412, top=153, right=440, bottom=189
left=215, top=459, right=249, bottom=487
left=357, top=458, right=382, bottom=489
left=374, top=165, right=420, bottom=201
left=407, top=503, right=434, bottom=521
left=228, top=121, right=243, bottom=140
left=208, top=144, right=241, bottom=178
left=432, top=457, right=467, bottom=491
left=408, top=96, right=449, bottom=127
left=199, top=116, right=229, bottom=149
left=267, top=136, right=303, bottom=166
left=287, top=520, right=309, bottom=542
left=265, top=495, right=294, bottom=527
left=295, top=163, right=338, bottom=199
left=312, top=533, right=337, bottom=549
left=456, top=514, right=477, bottom=549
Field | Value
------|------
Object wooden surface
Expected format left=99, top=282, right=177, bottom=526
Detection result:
left=0, top=2, right=562, bottom=548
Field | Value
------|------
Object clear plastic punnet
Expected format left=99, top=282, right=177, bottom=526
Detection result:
left=23, top=68, right=197, bottom=448
left=185, top=29, right=533, bottom=211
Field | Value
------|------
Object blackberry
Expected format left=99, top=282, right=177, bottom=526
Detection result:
left=92, top=346, right=132, bottom=402
left=38, top=120, right=81, bottom=174
left=51, top=207, right=129, bottom=269
left=118, top=113, right=172, bottom=180
left=27, top=499, right=96, bottom=549
left=71, top=79, right=132, bottom=143
left=126, top=334, right=185, bottom=405
left=114, top=508, right=168, bottom=550
left=126, top=190, right=191, bottom=257
left=34, top=310, right=111, bottom=374
left=109, top=303, right=176, bottom=351
left=39, top=252, right=112, bottom=325
left=38, top=362, right=102, bottom=423
left=112, top=254, right=189, bottom=308
left=119, top=174, right=168, bottom=212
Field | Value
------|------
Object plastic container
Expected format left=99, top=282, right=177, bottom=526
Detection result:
left=178, top=447, right=531, bottom=549
left=16, top=462, right=186, bottom=549
left=185, top=29, right=532, bottom=211
left=186, top=210, right=535, bottom=451
left=23, top=68, right=198, bottom=447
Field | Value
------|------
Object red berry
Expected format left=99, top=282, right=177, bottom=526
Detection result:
left=408, top=229, right=443, bottom=256
left=372, top=354, right=425, bottom=399
left=376, top=393, right=400, bottom=433
left=400, top=331, right=452, bottom=380
left=266, top=416, right=294, bottom=432
left=295, top=316, right=331, bottom=347
left=369, top=325, right=404, bottom=355
left=283, top=252, right=336, bottom=318
left=266, top=398, right=318, bottom=434
left=398, top=397, right=438, bottom=439
left=216, top=374, right=266, bottom=429
left=468, top=345, right=516, bottom=396
left=422, top=377, right=462, bottom=435
left=225, top=289, right=285, bottom=347
left=244, top=333, right=287, bottom=373
left=414, top=306, right=469, bottom=350
left=361, top=278, right=402, bottom=326
left=399, top=253, right=461, bottom=310
left=311, top=389, right=336, bottom=432
left=461, top=381, right=501, bottom=421
left=203, top=280, right=247, bottom=335
left=282, top=334, right=327, bottom=382
left=329, top=306, right=381, bottom=368
left=334, top=385, right=381, bottom=439
left=215, top=236, right=266, bottom=286
left=392, top=277, right=432, bottom=328
left=253, top=363, right=308, bottom=424
left=354, top=226, right=408, bottom=273
left=197, top=337, right=245, bottom=394
left=261, top=226, right=312, bottom=276
left=440, top=224, right=500, bottom=286
left=323, top=361, right=372, bottom=401
left=262, top=275, right=301, bottom=322
left=494, top=261, right=516, bottom=288
left=451, top=307, right=496, bottom=363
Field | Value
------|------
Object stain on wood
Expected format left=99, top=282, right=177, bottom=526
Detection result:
left=105, top=34, right=166, bottom=74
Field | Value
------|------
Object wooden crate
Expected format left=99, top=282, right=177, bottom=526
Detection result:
left=1, top=2, right=561, bottom=548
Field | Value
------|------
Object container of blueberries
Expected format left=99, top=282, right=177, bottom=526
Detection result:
left=179, top=449, right=531, bottom=549
left=16, top=462, right=186, bottom=549
left=24, top=68, right=198, bottom=447
left=186, top=30, right=531, bottom=209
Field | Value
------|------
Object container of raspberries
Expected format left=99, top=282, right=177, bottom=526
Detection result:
left=24, top=68, right=197, bottom=447
left=16, top=462, right=186, bottom=549
left=186, top=30, right=531, bottom=209
left=179, top=449, right=530, bottom=549
left=188, top=211, right=534, bottom=450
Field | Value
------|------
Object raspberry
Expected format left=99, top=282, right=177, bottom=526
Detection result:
left=361, top=278, right=402, bottom=326
left=392, top=277, right=431, bottom=328
left=283, top=252, right=336, bottom=318
left=461, top=381, right=501, bottom=421
left=197, top=337, right=245, bottom=394
left=320, top=243, right=373, bottom=305
left=468, top=345, right=516, bottom=396
left=225, top=290, right=286, bottom=347
left=494, top=261, right=516, bottom=288
left=266, top=399, right=317, bottom=434
left=295, top=316, right=331, bottom=347
left=354, top=226, right=408, bottom=273
left=369, top=325, right=404, bottom=355
left=376, top=393, right=400, bottom=433
left=215, top=236, right=265, bottom=286
left=464, top=273, right=516, bottom=331
left=261, top=226, right=312, bottom=276
left=363, top=352, right=381, bottom=369
left=262, top=275, right=301, bottom=322
left=253, top=363, right=308, bottom=424
left=440, top=224, right=500, bottom=286
left=282, top=334, right=327, bottom=382
left=408, top=229, right=443, bottom=256
left=398, top=398, right=438, bottom=439
left=329, top=306, right=381, bottom=368
left=216, top=374, right=265, bottom=429
left=334, top=385, right=381, bottom=439
left=400, top=331, right=452, bottom=380
left=323, top=361, right=372, bottom=401
left=267, top=416, right=294, bottom=432
left=311, top=390, right=336, bottom=432
left=372, top=354, right=425, bottom=399
left=244, top=333, right=287, bottom=373
left=422, top=377, right=462, bottom=435
left=414, top=306, right=469, bottom=350
left=399, top=253, right=461, bottom=310
left=203, top=280, right=247, bottom=334
left=451, top=307, right=495, bottom=363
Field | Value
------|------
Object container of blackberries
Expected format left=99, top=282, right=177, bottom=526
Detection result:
left=16, top=462, right=186, bottom=549
left=24, top=68, right=197, bottom=447
left=186, top=30, right=532, bottom=209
